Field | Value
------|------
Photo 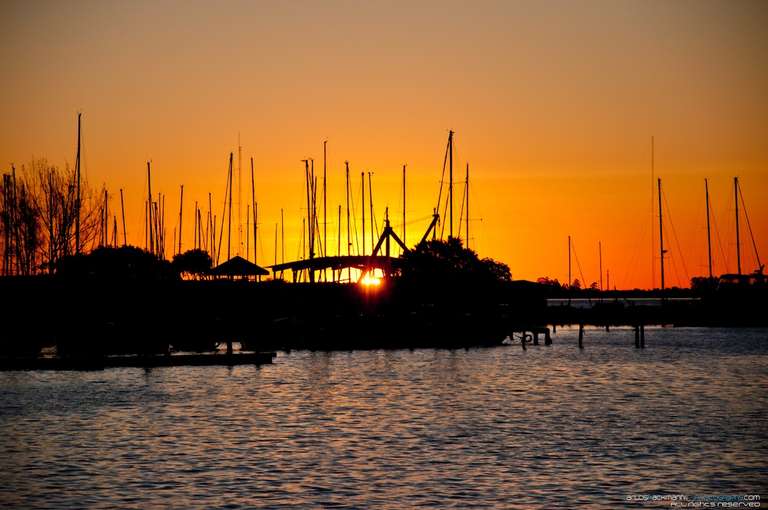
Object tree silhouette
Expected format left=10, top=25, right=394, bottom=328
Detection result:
left=172, top=249, right=212, bottom=278
left=2, top=160, right=104, bottom=275
left=400, top=238, right=511, bottom=286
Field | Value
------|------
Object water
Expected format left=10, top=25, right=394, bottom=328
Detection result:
left=1, top=328, right=766, bottom=509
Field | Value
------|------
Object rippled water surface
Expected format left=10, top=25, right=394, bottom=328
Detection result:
left=1, top=327, right=767, bottom=509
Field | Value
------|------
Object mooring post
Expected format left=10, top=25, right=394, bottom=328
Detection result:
left=578, top=324, right=584, bottom=349
left=605, top=324, right=610, bottom=332
left=640, top=324, right=645, bottom=349
left=533, top=331, right=539, bottom=346
left=520, top=333, right=527, bottom=351
left=545, top=327, right=552, bottom=346
left=634, top=325, right=640, bottom=348
left=553, top=324, right=557, bottom=334
left=226, top=340, right=233, bottom=356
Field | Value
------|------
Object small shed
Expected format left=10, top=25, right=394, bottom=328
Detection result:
left=210, top=256, right=270, bottom=280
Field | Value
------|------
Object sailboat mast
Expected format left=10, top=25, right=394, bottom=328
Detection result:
left=75, top=113, right=82, bottom=255
left=251, top=157, right=257, bottom=265
left=658, top=178, right=665, bottom=291
left=448, top=130, right=454, bottom=238
left=402, top=164, right=406, bottom=248
left=568, top=236, right=571, bottom=288
left=303, top=160, right=310, bottom=259
left=147, top=161, right=153, bottom=256
left=705, top=179, right=713, bottom=278
left=345, top=162, right=350, bottom=257
left=281, top=208, right=285, bottom=264
left=227, top=153, right=233, bottom=261
left=465, top=163, right=469, bottom=247
left=120, top=188, right=127, bottom=246
left=238, top=134, right=242, bottom=256
left=323, top=141, right=327, bottom=262
left=599, top=241, right=603, bottom=291
left=368, top=172, right=373, bottom=253
left=735, top=176, right=741, bottom=275
left=310, top=159, right=315, bottom=260
left=650, top=136, right=655, bottom=290
left=361, top=171, right=365, bottom=256
left=178, top=184, right=183, bottom=255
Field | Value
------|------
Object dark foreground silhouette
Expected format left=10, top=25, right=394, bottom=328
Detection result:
left=0, top=243, right=765, bottom=364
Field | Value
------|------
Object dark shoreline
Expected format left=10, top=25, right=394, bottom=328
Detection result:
left=1, top=276, right=765, bottom=362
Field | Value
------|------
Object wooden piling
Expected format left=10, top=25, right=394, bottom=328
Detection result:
left=578, top=324, right=584, bottom=349
left=544, top=328, right=552, bottom=346
left=520, top=333, right=526, bottom=350
left=533, top=331, right=539, bottom=345
left=634, top=325, right=640, bottom=348
left=640, top=324, right=645, bottom=349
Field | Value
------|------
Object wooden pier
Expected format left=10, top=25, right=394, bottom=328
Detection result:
left=0, top=352, right=276, bottom=372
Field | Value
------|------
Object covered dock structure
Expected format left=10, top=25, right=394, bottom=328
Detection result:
left=211, top=255, right=270, bottom=281
left=269, top=255, right=404, bottom=283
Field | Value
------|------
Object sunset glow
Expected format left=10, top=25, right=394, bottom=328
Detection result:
left=1, top=0, right=765, bottom=288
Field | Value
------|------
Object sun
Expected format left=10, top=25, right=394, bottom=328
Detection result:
left=360, top=273, right=382, bottom=287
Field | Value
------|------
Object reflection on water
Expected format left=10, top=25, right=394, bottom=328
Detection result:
left=1, top=328, right=766, bottom=509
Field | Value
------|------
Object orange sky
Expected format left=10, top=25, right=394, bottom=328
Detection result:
left=1, top=0, right=766, bottom=288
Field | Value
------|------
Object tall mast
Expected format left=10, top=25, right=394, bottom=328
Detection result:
left=237, top=133, right=242, bottom=256
left=147, top=161, right=153, bottom=256
left=303, top=160, right=311, bottom=260
left=120, top=188, right=127, bottom=246
left=337, top=205, right=341, bottom=257
left=658, top=178, right=665, bottom=291
left=448, top=130, right=454, bottom=238
left=251, top=157, right=257, bottom=265
left=75, top=113, right=82, bottom=255
left=178, top=185, right=184, bottom=255
left=227, top=152, right=233, bottom=261
left=735, top=176, right=741, bottom=275
left=568, top=236, right=571, bottom=288
left=465, top=163, right=469, bottom=247
left=208, top=193, right=213, bottom=255
left=402, top=164, right=406, bottom=249
left=345, top=162, right=350, bottom=257
left=310, top=159, right=315, bottom=260
left=323, top=141, right=327, bottom=263
left=368, top=171, right=373, bottom=253
left=281, top=208, right=285, bottom=264
left=102, top=189, right=108, bottom=246
left=737, top=179, right=763, bottom=273
left=705, top=179, right=713, bottom=278
left=194, top=201, right=198, bottom=250
left=598, top=241, right=603, bottom=291
left=650, top=136, right=655, bottom=290
left=361, top=171, right=365, bottom=256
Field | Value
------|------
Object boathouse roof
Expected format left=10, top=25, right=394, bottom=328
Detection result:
left=210, top=256, right=270, bottom=277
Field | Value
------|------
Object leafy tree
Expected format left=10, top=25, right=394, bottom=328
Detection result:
left=400, top=238, right=511, bottom=285
left=56, top=246, right=176, bottom=281
left=172, top=249, right=212, bottom=278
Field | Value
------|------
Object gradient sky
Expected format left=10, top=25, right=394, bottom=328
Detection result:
left=1, top=0, right=766, bottom=288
